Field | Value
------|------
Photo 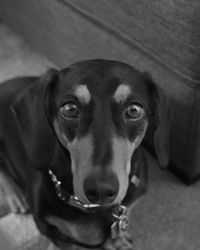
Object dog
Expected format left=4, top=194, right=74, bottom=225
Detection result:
left=0, top=59, right=170, bottom=249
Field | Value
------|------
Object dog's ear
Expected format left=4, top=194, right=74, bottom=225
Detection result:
left=144, top=73, right=172, bottom=168
left=11, top=68, right=58, bottom=170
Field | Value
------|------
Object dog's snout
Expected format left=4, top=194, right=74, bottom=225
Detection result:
left=83, top=174, right=119, bottom=204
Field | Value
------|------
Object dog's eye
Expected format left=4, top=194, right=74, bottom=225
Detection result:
left=60, top=102, right=80, bottom=119
left=125, top=104, right=144, bottom=120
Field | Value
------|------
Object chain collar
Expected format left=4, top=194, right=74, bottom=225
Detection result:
left=48, top=169, right=101, bottom=213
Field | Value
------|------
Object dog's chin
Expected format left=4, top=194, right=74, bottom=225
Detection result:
left=46, top=214, right=110, bottom=248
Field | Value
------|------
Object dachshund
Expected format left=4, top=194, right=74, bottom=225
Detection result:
left=0, top=59, right=170, bottom=249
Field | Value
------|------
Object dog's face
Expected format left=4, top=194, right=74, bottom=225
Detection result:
left=13, top=59, right=170, bottom=208
left=49, top=60, right=154, bottom=206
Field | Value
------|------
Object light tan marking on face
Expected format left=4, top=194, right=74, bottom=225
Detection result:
left=110, top=136, right=134, bottom=204
left=111, top=121, right=148, bottom=204
left=54, top=120, right=94, bottom=203
left=74, top=84, right=91, bottom=104
left=68, top=135, right=94, bottom=204
left=113, top=84, right=131, bottom=103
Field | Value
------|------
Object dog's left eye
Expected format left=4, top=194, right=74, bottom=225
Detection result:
left=125, top=103, right=144, bottom=120
left=60, top=102, right=80, bottom=119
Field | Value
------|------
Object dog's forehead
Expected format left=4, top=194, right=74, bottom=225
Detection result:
left=57, top=60, right=150, bottom=102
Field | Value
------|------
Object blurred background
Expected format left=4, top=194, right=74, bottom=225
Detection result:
left=0, top=1, right=200, bottom=249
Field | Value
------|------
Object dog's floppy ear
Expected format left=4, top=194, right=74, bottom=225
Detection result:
left=11, top=68, right=58, bottom=169
left=145, top=73, right=172, bottom=168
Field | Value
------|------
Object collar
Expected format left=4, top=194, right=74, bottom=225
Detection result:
left=48, top=169, right=101, bottom=213
left=48, top=168, right=140, bottom=248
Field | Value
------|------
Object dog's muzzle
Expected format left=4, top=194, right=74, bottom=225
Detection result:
left=48, top=168, right=140, bottom=248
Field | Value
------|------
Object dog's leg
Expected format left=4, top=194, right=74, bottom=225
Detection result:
left=0, top=169, right=29, bottom=214
left=0, top=138, right=29, bottom=214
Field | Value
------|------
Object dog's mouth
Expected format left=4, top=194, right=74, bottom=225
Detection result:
left=68, top=195, right=101, bottom=213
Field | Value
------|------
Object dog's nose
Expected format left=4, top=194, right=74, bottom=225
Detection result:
left=83, top=174, right=119, bottom=204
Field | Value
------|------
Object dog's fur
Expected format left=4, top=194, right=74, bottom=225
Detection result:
left=0, top=60, right=170, bottom=249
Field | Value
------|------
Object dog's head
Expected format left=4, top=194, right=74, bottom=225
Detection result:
left=12, top=59, right=171, bottom=206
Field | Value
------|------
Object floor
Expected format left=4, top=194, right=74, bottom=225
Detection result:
left=0, top=24, right=200, bottom=250
left=0, top=24, right=52, bottom=250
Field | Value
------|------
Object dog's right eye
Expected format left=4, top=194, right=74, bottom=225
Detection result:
left=60, top=102, right=80, bottom=119
left=124, top=103, right=144, bottom=121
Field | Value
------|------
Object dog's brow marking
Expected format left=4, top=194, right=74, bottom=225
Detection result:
left=113, top=84, right=131, bottom=103
left=75, top=85, right=91, bottom=104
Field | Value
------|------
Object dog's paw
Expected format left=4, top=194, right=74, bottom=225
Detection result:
left=0, top=173, right=29, bottom=214
left=103, top=232, right=133, bottom=250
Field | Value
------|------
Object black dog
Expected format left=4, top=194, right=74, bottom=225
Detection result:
left=0, top=60, right=170, bottom=249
